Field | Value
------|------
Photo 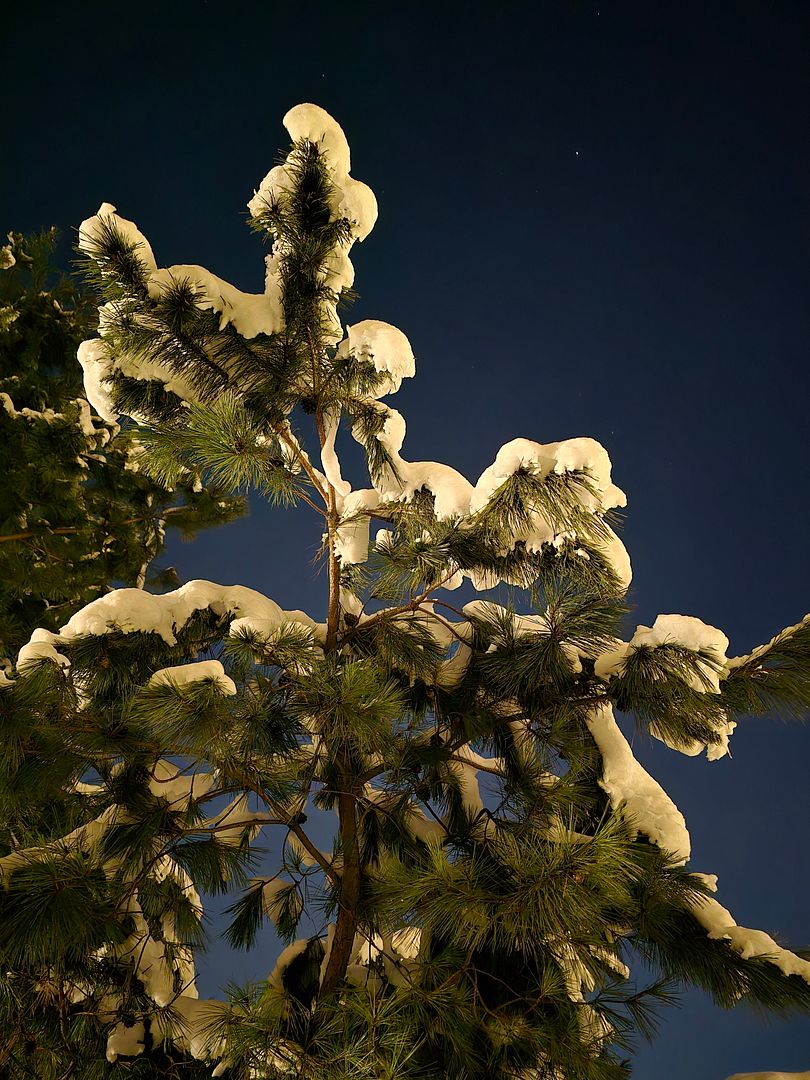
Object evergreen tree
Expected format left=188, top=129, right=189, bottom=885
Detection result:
left=0, top=231, right=242, bottom=1076
left=3, top=105, right=809, bottom=1079
left=0, top=230, right=244, bottom=655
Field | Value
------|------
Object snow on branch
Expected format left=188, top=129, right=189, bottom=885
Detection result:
left=469, top=436, right=631, bottom=590
left=351, top=400, right=474, bottom=522
left=78, top=202, right=157, bottom=274
left=336, top=320, right=415, bottom=396
left=691, top=873, right=810, bottom=985
left=596, top=615, right=729, bottom=691
left=595, top=614, right=736, bottom=759
left=149, top=659, right=237, bottom=696
left=471, top=437, right=626, bottom=517
left=16, top=578, right=324, bottom=671
left=585, top=703, right=691, bottom=864
left=726, top=1072, right=810, bottom=1079
left=147, top=265, right=283, bottom=340
left=722, top=614, right=810, bottom=720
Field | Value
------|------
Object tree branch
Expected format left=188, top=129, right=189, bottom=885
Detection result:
left=319, top=784, right=361, bottom=993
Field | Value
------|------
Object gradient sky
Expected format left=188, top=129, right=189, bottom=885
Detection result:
left=5, top=3, right=810, bottom=1077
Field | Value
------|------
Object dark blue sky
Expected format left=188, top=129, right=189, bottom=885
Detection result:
left=5, top=3, right=810, bottom=1076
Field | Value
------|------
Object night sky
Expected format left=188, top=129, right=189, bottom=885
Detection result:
left=5, top=3, right=810, bottom=1076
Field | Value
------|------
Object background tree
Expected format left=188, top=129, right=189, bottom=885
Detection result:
left=0, top=232, right=243, bottom=1075
left=3, top=105, right=809, bottom=1080
left=0, top=230, right=244, bottom=655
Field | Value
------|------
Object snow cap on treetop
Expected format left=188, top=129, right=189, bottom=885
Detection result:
left=284, top=103, right=352, bottom=174
left=248, top=103, right=378, bottom=242
left=283, top=103, right=378, bottom=241
left=77, top=104, right=377, bottom=423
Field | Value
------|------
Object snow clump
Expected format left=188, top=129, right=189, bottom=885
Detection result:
left=585, top=703, right=691, bottom=864
left=594, top=614, right=735, bottom=759
left=15, top=580, right=324, bottom=674
left=690, top=873, right=810, bottom=986
left=336, top=320, right=416, bottom=396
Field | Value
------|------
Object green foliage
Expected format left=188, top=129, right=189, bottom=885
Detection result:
left=225, top=879, right=273, bottom=951
left=138, top=393, right=302, bottom=504
left=289, top=659, right=405, bottom=762
left=722, top=617, right=810, bottom=720
left=633, top=872, right=810, bottom=1015
left=607, top=643, right=728, bottom=750
left=475, top=469, right=616, bottom=551
left=0, top=229, right=245, bottom=655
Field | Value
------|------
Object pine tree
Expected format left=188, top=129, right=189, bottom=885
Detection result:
left=3, top=105, right=810, bottom=1079
left=0, top=230, right=244, bottom=655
